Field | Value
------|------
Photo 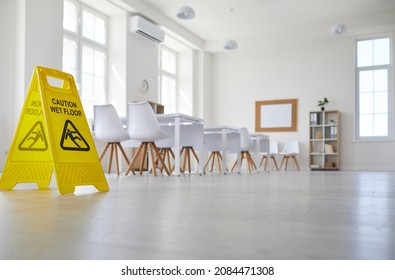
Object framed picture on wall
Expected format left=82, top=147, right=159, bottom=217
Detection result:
left=255, top=99, right=298, bottom=132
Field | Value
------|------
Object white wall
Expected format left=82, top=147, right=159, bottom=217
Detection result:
left=126, top=31, right=160, bottom=105
left=178, top=50, right=193, bottom=115
left=0, top=0, right=16, bottom=169
left=199, top=51, right=212, bottom=120
left=108, top=13, right=128, bottom=117
left=210, top=32, right=395, bottom=170
left=23, top=0, right=63, bottom=91
left=0, top=0, right=63, bottom=171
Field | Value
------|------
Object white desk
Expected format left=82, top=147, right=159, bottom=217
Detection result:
left=204, top=126, right=241, bottom=174
left=156, top=113, right=204, bottom=176
left=251, top=133, right=270, bottom=172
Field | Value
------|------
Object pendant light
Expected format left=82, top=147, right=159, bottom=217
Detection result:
left=224, top=9, right=238, bottom=50
left=177, top=1, right=196, bottom=20
left=331, top=0, right=347, bottom=35
left=331, top=23, right=347, bottom=36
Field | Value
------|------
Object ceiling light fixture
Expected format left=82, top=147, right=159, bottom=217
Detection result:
left=331, top=23, right=348, bottom=35
left=331, top=0, right=347, bottom=35
left=224, top=9, right=238, bottom=50
left=176, top=1, right=196, bottom=20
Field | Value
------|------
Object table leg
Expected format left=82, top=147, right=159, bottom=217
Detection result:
left=174, top=117, right=181, bottom=176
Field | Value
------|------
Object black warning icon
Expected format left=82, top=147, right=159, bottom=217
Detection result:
left=60, top=119, right=90, bottom=151
left=18, top=121, right=48, bottom=151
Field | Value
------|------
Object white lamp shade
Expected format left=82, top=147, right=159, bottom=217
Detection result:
left=331, top=23, right=348, bottom=35
left=224, top=39, right=239, bottom=50
left=177, top=5, right=196, bottom=20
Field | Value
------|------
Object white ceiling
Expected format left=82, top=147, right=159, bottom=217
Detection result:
left=104, top=0, right=395, bottom=51
left=142, top=0, right=395, bottom=38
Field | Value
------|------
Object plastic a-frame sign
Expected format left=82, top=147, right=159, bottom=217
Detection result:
left=0, top=66, right=109, bottom=194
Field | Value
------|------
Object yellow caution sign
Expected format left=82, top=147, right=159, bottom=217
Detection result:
left=0, top=66, right=109, bottom=194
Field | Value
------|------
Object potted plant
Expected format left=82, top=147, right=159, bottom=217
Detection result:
left=318, top=97, right=329, bottom=111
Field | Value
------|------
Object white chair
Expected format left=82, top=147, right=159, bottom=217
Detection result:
left=93, top=104, right=130, bottom=175
left=155, top=125, right=176, bottom=174
left=203, top=129, right=239, bottom=173
left=125, top=101, right=171, bottom=176
left=259, top=140, right=279, bottom=171
left=279, top=140, right=300, bottom=171
left=203, top=133, right=226, bottom=173
left=156, top=124, right=201, bottom=174
left=179, top=124, right=201, bottom=174
left=231, top=127, right=257, bottom=172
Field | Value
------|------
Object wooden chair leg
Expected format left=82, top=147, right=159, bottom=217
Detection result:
left=169, top=149, right=175, bottom=173
left=204, top=152, right=214, bottom=172
left=117, top=143, right=130, bottom=165
left=217, top=152, right=229, bottom=172
left=280, top=156, right=286, bottom=170
left=232, top=151, right=244, bottom=172
left=187, top=147, right=191, bottom=174
left=148, top=143, right=157, bottom=176
left=285, top=156, right=289, bottom=171
left=100, top=142, right=130, bottom=175
left=211, top=152, right=217, bottom=172
left=246, top=152, right=257, bottom=171
left=292, top=156, right=300, bottom=171
left=165, top=149, right=172, bottom=173
left=260, top=155, right=267, bottom=169
left=126, top=144, right=144, bottom=175
left=181, top=147, right=193, bottom=173
left=114, top=143, right=120, bottom=175
left=107, top=143, right=115, bottom=174
left=191, top=148, right=199, bottom=162
left=139, top=143, right=148, bottom=175
left=242, top=152, right=248, bottom=171
left=183, top=149, right=188, bottom=173
left=152, top=143, right=171, bottom=176
left=272, top=156, right=279, bottom=171
left=156, top=149, right=163, bottom=173
left=99, top=143, right=110, bottom=161
left=180, top=147, right=186, bottom=173
left=231, top=158, right=238, bottom=172
left=216, top=152, right=222, bottom=173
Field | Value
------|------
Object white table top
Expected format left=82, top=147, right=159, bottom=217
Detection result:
left=251, top=132, right=270, bottom=138
left=204, top=125, right=240, bottom=133
left=156, top=113, right=203, bottom=124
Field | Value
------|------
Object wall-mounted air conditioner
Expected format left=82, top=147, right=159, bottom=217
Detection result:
left=129, top=16, right=165, bottom=44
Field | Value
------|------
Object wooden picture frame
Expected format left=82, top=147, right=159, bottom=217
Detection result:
left=255, top=99, right=298, bottom=132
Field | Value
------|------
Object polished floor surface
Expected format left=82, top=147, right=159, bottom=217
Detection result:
left=0, top=171, right=394, bottom=260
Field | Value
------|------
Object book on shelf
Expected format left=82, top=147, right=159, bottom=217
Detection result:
left=310, top=112, right=321, bottom=125
left=330, top=126, right=338, bottom=138
left=324, top=144, right=334, bottom=153
left=310, top=164, right=320, bottom=168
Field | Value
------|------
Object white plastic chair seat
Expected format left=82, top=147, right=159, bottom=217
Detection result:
left=156, top=124, right=200, bottom=174
left=94, top=104, right=130, bottom=175
left=279, top=140, right=300, bottom=171
left=230, top=127, right=257, bottom=173
left=259, top=139, right=279, bottom=171
left=125, top=101, right=171, bottom=176
left=203, top=130, right=240, bottom=173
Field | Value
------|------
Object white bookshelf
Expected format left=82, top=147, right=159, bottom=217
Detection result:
left=309, top=110, right=340, bottom=170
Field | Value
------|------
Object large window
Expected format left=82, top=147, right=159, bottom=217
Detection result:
left=63, top=0, right=108, bottom=119
left=159, top=47, right=178, bottom=114
left=356, top=36, right=392, bottom=140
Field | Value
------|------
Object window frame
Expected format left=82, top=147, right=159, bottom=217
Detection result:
left=159, top=46, right=178, bottom=113
left=355, top=35, right=393, bottom=141
left=62, top=0, right=109, bottom=118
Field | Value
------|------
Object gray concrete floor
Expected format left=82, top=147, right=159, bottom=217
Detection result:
left=0, top=171, right=394, bottom=260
